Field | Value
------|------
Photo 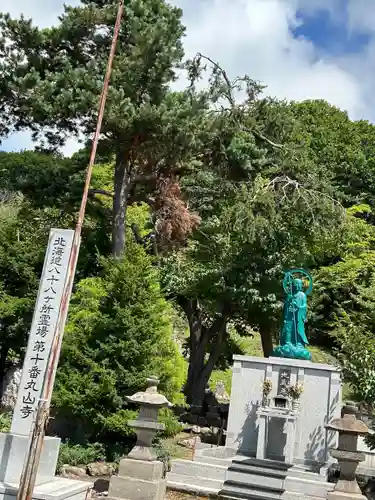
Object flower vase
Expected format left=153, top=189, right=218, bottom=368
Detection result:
left=262, top=396, right=270, bottom=408
left=292, top=399, right=300, bottom=411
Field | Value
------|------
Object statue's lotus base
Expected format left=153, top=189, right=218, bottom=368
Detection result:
left=273, top=342, right=312, bottom=361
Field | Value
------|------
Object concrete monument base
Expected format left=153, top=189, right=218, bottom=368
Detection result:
left=0, top=432, right=88, bottom=500
left=0, top=433, right=60, bottom=485
left=226, top=355, right=341, bottom=466
left=108, top=458, right=166, bottom=500
left=0, top=477, right=89, bottom=500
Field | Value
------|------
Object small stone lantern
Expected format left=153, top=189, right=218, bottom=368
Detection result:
left=127, top=376, right=172, bottom=461
left=108, top=377, right=172, bottom=500
left=325, top=402, right=369, bottom=500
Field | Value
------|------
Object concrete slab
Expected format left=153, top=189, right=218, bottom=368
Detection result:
left=0, top=477, right=89, bottom=500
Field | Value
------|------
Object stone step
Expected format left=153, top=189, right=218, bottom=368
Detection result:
left=226, top=468, right=284, bottom=490
left=167, top=472, right=223, bottom=491
left=222, top=479, right=282, bottom=497
left=232, top=458, right=290, bottom=474
left=284, top=476, right=334, bottom=498
left=288, top=466, right=326, bottom=483
left=219, top=481, right=282, bottom=500
left=171, top=459, right=227, bottom=481
left=219, top=493, right=280, bottom=500
left=229, top=461, right=288, bottom=481
left=193, top=455, right=234, bottom=467
left=167, top=480, right=219, bottom=498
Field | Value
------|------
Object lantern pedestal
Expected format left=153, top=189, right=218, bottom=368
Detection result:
left=109, top=459, right=165, bottom=500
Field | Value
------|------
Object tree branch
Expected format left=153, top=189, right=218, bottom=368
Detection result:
left=88, top=189, right=113, bottom=198
left=196, top=52, right=284, bottom=150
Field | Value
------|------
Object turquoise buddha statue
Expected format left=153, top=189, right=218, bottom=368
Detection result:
left=273, top=269, right=312, bottom=361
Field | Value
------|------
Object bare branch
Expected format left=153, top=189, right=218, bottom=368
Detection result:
left=251, top=129, right=284, bottom=150
left=196, top=52, right=284, bottom=150
left=263, top=175, right=344, bottom=213
left=197, top=53, right=235, bottom=108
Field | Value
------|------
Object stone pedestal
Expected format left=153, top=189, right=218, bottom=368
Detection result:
left=0, top=433, right=60, bottom=485
left=109, top=458, right=165, bottom=500
left=0, top=431, right=88, bottom=500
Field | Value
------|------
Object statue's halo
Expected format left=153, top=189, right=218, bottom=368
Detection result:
left=283, top=268, right=313, bottom=296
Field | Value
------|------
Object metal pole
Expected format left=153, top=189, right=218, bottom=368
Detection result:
left=16, top=3, right=124, bottom=500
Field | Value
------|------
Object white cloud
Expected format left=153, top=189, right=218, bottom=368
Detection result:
left=175, top=0, right=368, bottom=119
left=0, top=0, right=80, bottom=27
left=347, top=0, right=375, bottom=35
left=1, top=0, right=374, bottom=156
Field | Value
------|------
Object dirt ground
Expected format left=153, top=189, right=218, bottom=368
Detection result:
left=166, top=492, right=207, bottom=500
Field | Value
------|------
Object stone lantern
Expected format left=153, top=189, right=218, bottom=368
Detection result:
left=108, top=377, right=172, bottom=500
left=325, top=402, right=369, bottom=500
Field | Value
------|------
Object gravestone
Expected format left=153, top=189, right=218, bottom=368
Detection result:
left=0, top=229, right=88, bottom=500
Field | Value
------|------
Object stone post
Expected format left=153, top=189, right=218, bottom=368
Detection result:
left=108, top=377, right=172, bottom=500
left=325, top=402, right=369, bottom=500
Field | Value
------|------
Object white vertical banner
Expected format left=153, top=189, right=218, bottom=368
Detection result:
left=11, top=229, right=74, bottom=436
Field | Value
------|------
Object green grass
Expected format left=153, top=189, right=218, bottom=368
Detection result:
left=161, top=433, right=195, bottom=460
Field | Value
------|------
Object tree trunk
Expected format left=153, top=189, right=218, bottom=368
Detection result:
left=259, top=323, right=273, bottom=357
left=185, top=329, right=209, bottom=406
left=112, top=151, right=131, bottom=257
left=180, top=299, right=228, bottom=406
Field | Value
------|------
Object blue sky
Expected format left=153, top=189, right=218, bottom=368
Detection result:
left=1, top=0, right=375, bottom=156
left=294, top=6, right=370, bottom=56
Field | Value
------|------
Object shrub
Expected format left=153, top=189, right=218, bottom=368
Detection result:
left=0, top=411, right=11, bottom=432
left=57, top=442, right=105, bottom=471
left=54, top=243, right=185, bottom=443
left=158, top=408, right=183, bottom=438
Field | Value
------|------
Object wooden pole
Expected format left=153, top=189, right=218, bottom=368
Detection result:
left=16, top=3, right=125, bottom=500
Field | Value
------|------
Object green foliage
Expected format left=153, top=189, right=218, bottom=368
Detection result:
left=0, top=0, right=185, bottom=145
left=158, top=408, right=183, bottom=438
left=287, top=100, right=375, bottom=206
left=57, top=442, right=106, bottom=471
left=164, top=174, right=345, bottom=341
left=3, top=25, right=375, bottom=427
left=152, top=438, right=172, bottom=476
left=0, top=411, right=11, bottom=432
left=310, top=205, right=375, bottom=347
left=0, top=0, right=211, bottom=256
left=54, top=241, right=185, bottom=442
left=334, top=323, right=375, bottom=406
left=0, top=196, right=74, bottom=382
left=0, top=151, right=78, bottom=208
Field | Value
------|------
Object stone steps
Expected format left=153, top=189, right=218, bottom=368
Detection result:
left=167, top=454, right=333, bottom=499
left=221, top=458, right=287, bottom=500
left=219, top=480, right=282, bottom=500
